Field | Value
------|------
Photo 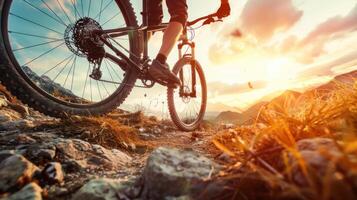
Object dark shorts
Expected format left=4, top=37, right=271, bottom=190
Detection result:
left=148, top=0, right=188, bottom=26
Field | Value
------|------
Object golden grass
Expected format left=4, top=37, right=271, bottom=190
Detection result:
left=60, top=115, right=142, bottom=150
left=211, top=80, right=357, bottom=200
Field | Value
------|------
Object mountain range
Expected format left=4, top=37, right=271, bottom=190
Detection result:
left=214, top=70, right=357, bottom=124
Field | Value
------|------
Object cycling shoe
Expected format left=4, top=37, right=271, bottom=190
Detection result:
left=149, top=59, right=181, bottom=88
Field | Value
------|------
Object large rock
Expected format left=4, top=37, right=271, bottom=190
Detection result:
left=0, top=155, right=39, bottom=192
left=72, top=178, right=126, bottom=200
left=142, top=147, right=218, bottom=199
left=289, top=138, right=343, bottom=185
left=55, top=138, right=131, bottom=171
left=4, top=183, right=42, bottom=200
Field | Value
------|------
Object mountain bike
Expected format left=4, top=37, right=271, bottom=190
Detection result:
left=0, top=0, right=222, bottom=131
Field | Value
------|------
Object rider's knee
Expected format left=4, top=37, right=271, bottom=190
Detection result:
left=167, top=0, right=188, bottom=27
left=169, top=10, right=188, bottom=27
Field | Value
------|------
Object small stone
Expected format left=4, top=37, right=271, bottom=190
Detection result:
left=72, top=178, right=127, bottom=200
left=0, top=97, right=8, bottom=107
left=0, top=119, right=34, bottom=131
left=8, top=103, right=30, bottom=117
left=0, top=113, right=11, bottom=123
left=16, top=134, right=36, bottom=144
left=0, top=150, right=15, bottom=163
left=217, top=153, right=232, bottom=163
left=41, top=162, right=64, bottom=186
left=24, top=143, right=56, bottom=165
left=61, top=159, right=86, bottom=173
left=0, top=155, right=39, bottom=192
left=47, top=186, right=69, bottom=199
left=6, top=183, right=43, bottom=200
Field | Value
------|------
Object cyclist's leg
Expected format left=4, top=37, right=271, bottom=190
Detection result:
left=167, top=0, right=188, bottom=28
left=148, top=0, right=164, bottom=26
left=147, top=0, right=163, bottom=40
left=149, top=0, right=187, bottom=87
left=157, top=0, right=188, bottom=62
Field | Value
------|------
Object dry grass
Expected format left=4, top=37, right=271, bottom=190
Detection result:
left=60, top=115, right=142, bottom=150
left=210, top=80, right=357, bottom=200
left=56, top=110, right=165, bottom=151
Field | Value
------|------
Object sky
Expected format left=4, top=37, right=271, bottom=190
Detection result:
left=127, top=0, right=357, bottom=115
left=7, top=0, right=357, bottom=118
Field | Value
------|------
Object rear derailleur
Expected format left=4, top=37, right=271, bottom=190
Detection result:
left=89, top=59, right=103, bottom=81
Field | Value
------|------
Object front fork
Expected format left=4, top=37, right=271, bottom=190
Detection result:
left=177, top=37, right=197, bottom=98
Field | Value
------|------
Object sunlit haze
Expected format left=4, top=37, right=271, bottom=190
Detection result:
left=8, top=0, right=357, bottom=118
left=124, top=0, right=357, bottom=117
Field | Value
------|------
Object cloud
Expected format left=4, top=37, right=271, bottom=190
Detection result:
left=299, top=50, right=357, bottom=77
left=240, top=0, right=303, bottom=41
left=280, top=4, right=357, bottom=63
left=301, top=5, right=357, bottom=46
left=209, top=0, right=303, bottom=65
left=209, top=81, right=268, bottom=96
left=210, top=1, right=357, bottom=68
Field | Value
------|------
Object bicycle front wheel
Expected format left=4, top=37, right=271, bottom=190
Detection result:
left=167, top=56, right=207, bottom=131
left=0, top=0, right=140, bottom=117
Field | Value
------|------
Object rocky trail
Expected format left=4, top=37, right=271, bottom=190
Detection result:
left=1, top=76, right=357, bottom=200
left=0, top=86, right=223, bottom=200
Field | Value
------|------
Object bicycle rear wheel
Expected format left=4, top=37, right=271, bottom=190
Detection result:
left=0, top=0, right=140, bottom=117
left=167, top=56, right=207, bottom=131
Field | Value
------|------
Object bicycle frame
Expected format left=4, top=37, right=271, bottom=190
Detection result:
left=94, top=0, right=216, bottom=97
left=94, top=0, right=198, bottom=75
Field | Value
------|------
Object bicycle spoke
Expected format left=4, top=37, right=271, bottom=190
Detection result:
left=9, top=31, right=62, bottom=41
left=53, top=55, right=75, bottom=82
left=23, top=0, right=67, bottom=28
left=22, top=42, right=65, bottom=67
left=10, top=13, right=63, bottom=35
left=70, top=55, right=77, bottom=91
left=95, top=0, right=115, bottom=23
left=63, top=56, right=76, bottom=87
left=101, top=81, right=110, bottom=97
left=96, top=80, right=103, bottom=100
left=70, top=0, right=82, bottom=20
left=90, top=75, right=93, bottom=102
left=102, top=13, right=121, bottom=27
left=13, top=39, right=63, bottom=52
left=98, top=0, right=104, bottom=23
left=40, top=0, right=68, bottom=26
left=105, top=59, right=123, bottom=82
left=82, top=63, right=91, bottom=98
left=80, top=0, right=85, bottom=17
left=42, top=54, right=74, bottom=77
left=56, top=0, right=73, bottom=24
left=192, top=100, right=200, bottom=113
left=87, top=0, right=92, bottom=17
left=104, top=60, right=115, bottom=83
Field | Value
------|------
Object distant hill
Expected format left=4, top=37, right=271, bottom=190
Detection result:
left=314, top=70, right=357, bottom=93
left=206, top=102, right=242, bottom=121
left=213, top=70, right=356, bottom=125
left=269, top=90, right=302, bottom=106
left=207, top=102, right=242, bottom=113
left=215, top=111, right=243, bottom=123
